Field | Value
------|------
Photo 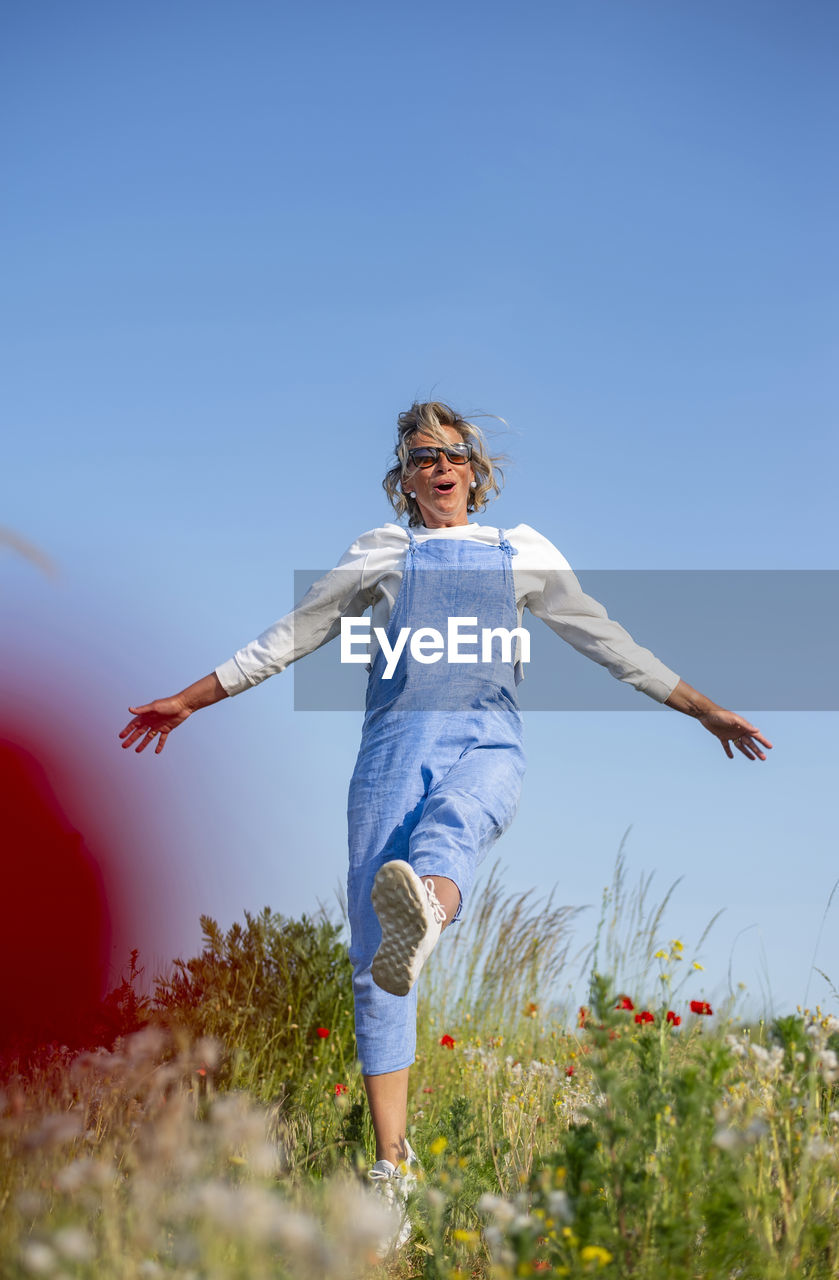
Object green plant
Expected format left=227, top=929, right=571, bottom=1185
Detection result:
left=151, top=908, right=355, bottom=1099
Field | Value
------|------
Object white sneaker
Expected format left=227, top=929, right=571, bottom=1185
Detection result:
left=371, top=860, right=447, bottom=996
left=368, top=1141, right=419, bottom=1255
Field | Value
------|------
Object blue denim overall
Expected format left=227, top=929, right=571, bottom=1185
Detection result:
left=346, top=530, right=526, bottom=1074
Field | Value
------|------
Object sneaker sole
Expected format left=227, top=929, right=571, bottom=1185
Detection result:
left=371, top=861, right=434, bottom=996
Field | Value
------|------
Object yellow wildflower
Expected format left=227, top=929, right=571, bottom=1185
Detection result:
left=429, top=1136, right=448, bottom=1156
left=581, top=1244, right=614, bottom=1266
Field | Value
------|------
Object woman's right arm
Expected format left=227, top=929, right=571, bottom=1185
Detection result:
left=119, top=526, right=401, bottom=755
left=119, top=672, right=229, bottom=755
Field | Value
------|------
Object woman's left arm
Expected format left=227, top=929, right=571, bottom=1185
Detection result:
left=664, top=679, right=773, bottom=761
left=516, top=526, right=772, bottom=763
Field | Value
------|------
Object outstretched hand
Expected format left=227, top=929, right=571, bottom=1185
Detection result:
left=119, top=696, right=192, bottom=755
left=697, top=707, right=773, bottom=761
left=118, top=673, right=229, bottom=755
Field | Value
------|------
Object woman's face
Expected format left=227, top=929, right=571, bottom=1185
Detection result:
left=402, top=425, right=475, bottom=528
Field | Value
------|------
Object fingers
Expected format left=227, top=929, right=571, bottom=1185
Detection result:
left=729, top=731, right=768, bottom=762
left=720, top=714, right=772, bottom=763
left=119, top=715, right=168, bottom=754
left=135, top=726, right=162, bottom=753
left=737, top=721, right=773, bottom=750
left=119, top=723, right=145, bottom=749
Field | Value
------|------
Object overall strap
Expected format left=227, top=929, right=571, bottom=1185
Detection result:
left=406, top=529, right=419, bottom=556
left=496, top=528, right=518, bottom=557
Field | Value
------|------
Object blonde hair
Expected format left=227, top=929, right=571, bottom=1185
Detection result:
left=382, top=401, right=505, bottom=527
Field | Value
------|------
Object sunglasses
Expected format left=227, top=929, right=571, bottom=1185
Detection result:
left=406, top=443, right=473, bottom=469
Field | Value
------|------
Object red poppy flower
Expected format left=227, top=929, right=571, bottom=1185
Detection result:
left=533, top=1263, right=551, bottom=1272
left=316, top=1027, right=330, bottom=1039
left=439, top=1034, right=455, bottom=1049
left=565, top=1065, right=575, bottom=1077
left=616, top=996, right=634, bottom=1011
left=334, top=1082, right=348, bottom=1095
left=634, top=1011, right=654, bottom=1024
left=577, top=1006, right=589, bottom=1028
left=666, top=1010, right=681, bottom=1026
left=690, top=1001, right=713, bottom=1016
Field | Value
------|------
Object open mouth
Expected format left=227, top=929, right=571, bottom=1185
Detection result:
left=434, top=482, right=455, bottom=494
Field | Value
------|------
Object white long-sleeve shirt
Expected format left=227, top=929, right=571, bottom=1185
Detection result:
left=215, top=522, right=681, bottom=703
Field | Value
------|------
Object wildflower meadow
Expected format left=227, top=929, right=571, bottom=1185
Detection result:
left=2, top=854, right=838, bottom=1279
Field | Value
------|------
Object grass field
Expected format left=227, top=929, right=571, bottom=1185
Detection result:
left=3, top=857, right=838, bottom=1279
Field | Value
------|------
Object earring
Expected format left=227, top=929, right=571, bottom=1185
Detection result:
left=408, top=491, right=417, bottom=499
left=470, top=480, right=477, bottom=489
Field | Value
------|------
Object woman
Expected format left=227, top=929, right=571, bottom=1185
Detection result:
left=120, top=401, right=771, bottom=1245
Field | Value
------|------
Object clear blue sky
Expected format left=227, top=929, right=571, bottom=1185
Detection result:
left=2, top=0, right=837, bottom=1017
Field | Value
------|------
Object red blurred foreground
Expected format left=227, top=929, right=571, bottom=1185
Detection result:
left=0, top=735, right=109, bottom=1048
left=0, top=712, right=142, bottom=1052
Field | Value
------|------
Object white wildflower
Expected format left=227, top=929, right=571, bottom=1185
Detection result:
left=483, top=1224, right=503, bottom=1250
left=20, top=1242, right=56, bottom=1274
left=477, top=1193, right=517, bottom=1224
left=713, top=1127, right=745, bottom=1153
left=23, top=1113, right=84, bottom=1151
left=53, top=1227, right=94, bottom=1263
left=190, top=1181, right=291, bottom=1243
left=124, top=1026, right=168, bottom=1063
left=819, top=1049, right=839, bottom=1084
left=194, top=1036, right=222, bottom=1071
left=749, top=1044, right=784, bottom=1076
left=271, top=1206, right=331, bottom=1268
left=171, top=1232, right=199, bottom=1265
left=72, top=1048, right=126, bottom=1077
left=54, top=1157, right=113, bottom=1194
left=15, top=1189, right=46, bottom=1215
left=323, top=1178, right=398, bottom=1255
left=547, top=1189, right=573, bottom=1223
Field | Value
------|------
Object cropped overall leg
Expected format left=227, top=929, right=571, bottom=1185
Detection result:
left=347, top=709, right=524, bottom=1074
